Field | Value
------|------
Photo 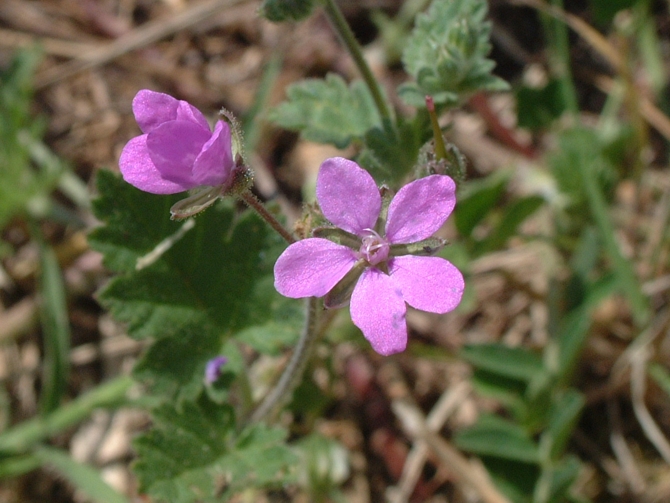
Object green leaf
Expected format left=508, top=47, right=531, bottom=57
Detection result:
left=461, top=343, right=544, bottom=382
left=0, top=454, right=41, bottom=478
left=535, top=456, right=582, bottom=503
left=357, top=114, right=430, bottom=185
left=0, top=49, right=70, bottom=230
left=477, top=195, right=545, bottom=253
left=234, top=277, right=304, bottom=354
left=548, top=127, right=617, bottom=213
left=36, top=237, right=71, bottom=415
left=134, top=398, right=297, bottom=502
left=483, top=457, right=537, bottom=503
left=269, top=73, right=381, bottom=148
left=0, top=376, right=132, bottom=454
left=589, top=0, right=637, bottom=25
left=132, top=324, right=222, bottom=401
left=454, top=414, right=540, bottom=463
left=401, top=0, right=509, bottom=107
left=33, top=446, right=129, bottom=503
left=454, top=174, right=508, bottom=236
left=260, top=0, right=316, bottom=22
left=516, top=80, right=567, bottom=131
left=544, top=390, right=584, bottom=459
left=649, top=363, right=670, bottom=397
left=89, top=171, right=291, bottom=400
left=471, top=369, right=528, bottom=420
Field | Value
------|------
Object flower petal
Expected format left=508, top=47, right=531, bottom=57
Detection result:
left=146, top=120, right=211, bottom=187
left=385, top=175, right=456, bottom=243
left=389, top=255, right=464, bottom=313
left=132, top=90, right=180, bottom=134
left=192, top=121, right=234, bottom=187
left=119, top=135, right=187, bottom=194
left=350, top=268, right=407, bottom=355
left=274, top=238, right=358, bottom=298
left=176, top=99, right=210, bottom=131
left=316, top=157, right=381, bottom=235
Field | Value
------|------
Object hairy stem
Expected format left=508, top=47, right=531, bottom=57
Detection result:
left=322, top=0, right=392, bottom=121
left=238, top=191, right=295, bottom=244
left=248, top=297, right=320, bottom=423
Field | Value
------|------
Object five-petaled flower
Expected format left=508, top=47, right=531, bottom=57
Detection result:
left=120, top=90, right=234, bottom=195
left=274, top=157, right=464, bottom=355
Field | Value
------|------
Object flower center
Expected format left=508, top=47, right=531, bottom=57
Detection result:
left=359, top=229, right=389, bottom=266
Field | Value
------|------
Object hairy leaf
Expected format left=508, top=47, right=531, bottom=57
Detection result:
left=269, top=73, right=381, bottom=148
left=89, top=171, right=290, bottom=399
left=134, top=398, right=296, bottom=502
left=357, top=114, right=430, bottom=185
left=400, top=0, right=508, bottom=107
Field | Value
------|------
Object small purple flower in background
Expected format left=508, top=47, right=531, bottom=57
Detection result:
left=274, top=157, right=464, bottom=356
left=120, top=90, right=234, bottom=195
left=205, top=356, right=228, bottom=384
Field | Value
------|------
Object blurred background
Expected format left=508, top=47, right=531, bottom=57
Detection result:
left=0, top=0, right=669, bottom=501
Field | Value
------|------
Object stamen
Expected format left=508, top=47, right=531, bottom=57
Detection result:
left=360, top=228, right=389, bottom=266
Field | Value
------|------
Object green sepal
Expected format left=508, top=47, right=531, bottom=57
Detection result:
left=312, top=227, right=361, bottom=249
left=389, top=237, right=446, bottom=257
left=375, top=186, right=393, bottom=234
left=324, top=259, right=367, bottom=309
left=414, top=139, right=467, bottom=186
left=169, top=186, right=221, bottom=220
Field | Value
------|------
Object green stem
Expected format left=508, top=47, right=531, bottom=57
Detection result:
left=543, top=0, right=578, bottom=116
left=238, top=191, right=295, bottom=244
left=248, top=297, right=320, bottom=423
left=0, top=376, right=133, bottom=453
left=322, top=0, right=392, bottom=121
left=426, top=96, right=448, bottom=160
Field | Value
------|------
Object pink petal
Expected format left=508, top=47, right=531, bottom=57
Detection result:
left=350, top=268, right=407, bottom=355
left=176, top=100, right=210, bottom=131
left=192, top=121, right=234, bottom=187
left=119, top=135, right=187, bottom=194
left=389, top=255, right=464, bottom=313
left=274, top=238, right=358, bottom=298
left=133, top=90, right=180, bottom=134
left=316, top=158, right=381, bottom=235
left=385, top=175, right=456, bottom=243
left=146, top=121, right=211, bottom=188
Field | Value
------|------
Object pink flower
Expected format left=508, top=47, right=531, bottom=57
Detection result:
left=274, top=157, right=464, bottom=355
left=119, top=90, right=234, bottom=194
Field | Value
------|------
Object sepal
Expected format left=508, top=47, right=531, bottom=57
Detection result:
left=170, top=185, right=222, bottom=220
left=324, top=259, right=367, bottom=309
left=312, top=226, right=361, bottom=249
left=390, top=237, right=446, bottom=257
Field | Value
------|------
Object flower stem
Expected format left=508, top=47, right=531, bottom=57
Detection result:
left=248, top=297, right=320, bottom=424
left=426, top=96, right=448, bottom=160
left=238, top=191, right=295, bottom=244
left=322, top=0, right=392, bottom=121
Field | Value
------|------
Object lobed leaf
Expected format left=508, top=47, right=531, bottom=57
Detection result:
left=89, top=171, right=291, bottom=399
left=134, top=398, right=296, bottom=502
left=400, top=0, right=508, bottom=107
left=269, top=73, right=381, bottom=148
